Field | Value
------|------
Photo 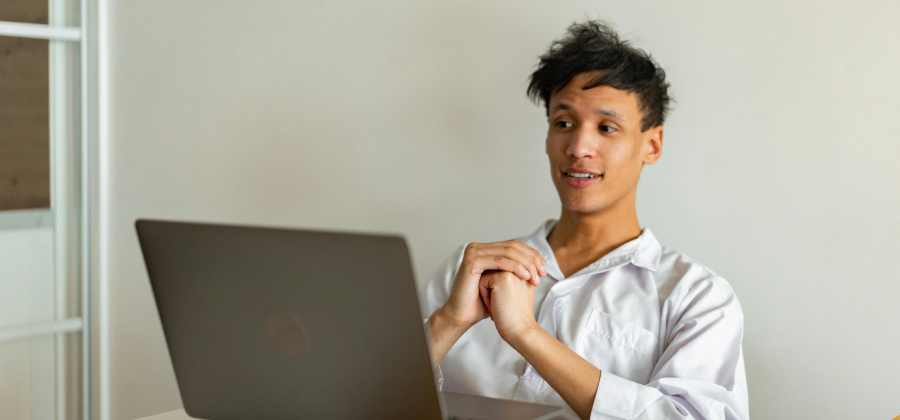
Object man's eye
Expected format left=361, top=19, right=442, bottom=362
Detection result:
left=555, top=121, right=572, bottom=128
left=600, top=125, right=617, bottom=133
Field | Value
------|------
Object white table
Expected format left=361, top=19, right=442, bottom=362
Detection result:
left=136, top=405, right=569, bottom=420
left=136, top=409, right=192, bottom=420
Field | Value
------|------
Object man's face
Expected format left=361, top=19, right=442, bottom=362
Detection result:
left=545, top=71, right=663, bottom=215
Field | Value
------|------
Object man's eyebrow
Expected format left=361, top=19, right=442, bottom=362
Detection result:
left=550, top=102, right=627, bottom=122
left=595, top=108, right=626, bottom=122
left=550, top=102, right=572, bottom=113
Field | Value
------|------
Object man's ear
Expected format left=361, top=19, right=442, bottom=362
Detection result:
left=642, top=126, right=663, bottom=165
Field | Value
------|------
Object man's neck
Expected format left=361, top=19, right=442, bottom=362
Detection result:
left=546, top=197, right=642, bottom=278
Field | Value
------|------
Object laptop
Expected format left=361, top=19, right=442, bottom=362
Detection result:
left=136, top=219, right=564, bottom=420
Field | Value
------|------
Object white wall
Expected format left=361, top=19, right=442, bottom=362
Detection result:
left=0, top=228, right=55, bottom=327
left=103, top=1, right=900, bottom=419
left=0, top=228, right=57, bottom=420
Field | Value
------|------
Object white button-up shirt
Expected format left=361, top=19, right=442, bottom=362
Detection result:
left=422, top=219, right=748, bottom=420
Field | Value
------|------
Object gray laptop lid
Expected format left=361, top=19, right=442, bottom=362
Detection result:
left=136, top=219, right=443, bottom=420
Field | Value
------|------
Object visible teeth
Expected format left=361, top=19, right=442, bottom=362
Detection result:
left=566, top=172, right=599, bottom=179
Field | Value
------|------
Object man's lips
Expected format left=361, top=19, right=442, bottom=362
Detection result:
left=562, top=167, right=602, bottom=176
left=562, top=169, right=603, bottom=187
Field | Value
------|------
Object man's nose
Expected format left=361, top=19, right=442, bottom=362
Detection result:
left=566, top=127, right=599, bottom=159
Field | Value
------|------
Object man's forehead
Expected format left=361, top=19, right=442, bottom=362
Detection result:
left=550, top=101, right=628, bottom=123
left=549, top=73, right=641, bottom=118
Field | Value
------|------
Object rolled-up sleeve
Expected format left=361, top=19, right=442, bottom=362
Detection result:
left=590, top=275, right=749, bottom=420
left=422, top=316, right=447, bottom=392
left=421, top=244, right=468, bottom=393
left=421, top=244, right=468, bottom=318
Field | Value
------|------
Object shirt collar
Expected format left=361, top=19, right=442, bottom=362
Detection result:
left=522, top=219, right=662, bottom=280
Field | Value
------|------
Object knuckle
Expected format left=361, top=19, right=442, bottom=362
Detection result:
left=464, top=263, right=480, bottom=275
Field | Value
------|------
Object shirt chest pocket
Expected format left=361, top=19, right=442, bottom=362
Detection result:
left=576, top=308, right=659, bottom=384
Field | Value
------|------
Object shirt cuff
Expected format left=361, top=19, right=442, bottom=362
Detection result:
left=434, top=365, right=444, bottom=392
left=591, top=371, right=641, bottom=419
left=423, top=317, right=443, bottom=392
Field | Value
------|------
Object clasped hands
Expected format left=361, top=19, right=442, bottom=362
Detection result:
left=439, top=240, right=547, bottom=344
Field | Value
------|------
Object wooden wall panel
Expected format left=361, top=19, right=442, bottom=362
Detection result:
left=0, top=0, right=51, bottom=211
left=0, top=0, right=49, bottom=25
left=0, top=35, right=51, bottom=210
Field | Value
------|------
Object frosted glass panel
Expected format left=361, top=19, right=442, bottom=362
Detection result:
left=0, top=227, right=55, bottom=328
left=0, top=336, right=55, bottom=420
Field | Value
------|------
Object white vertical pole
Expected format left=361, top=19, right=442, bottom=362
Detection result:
left=79, top=0, right=92, bottom=418
left=50, top=13, right=69, bottom=420
left=48, top=2, right=72, bottom=419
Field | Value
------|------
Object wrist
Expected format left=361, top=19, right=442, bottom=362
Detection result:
left=427, top=305, right=477, bottom=368
left=433, top=304, right=478, bottom=332
left=499, top=319, right=543, bottom=349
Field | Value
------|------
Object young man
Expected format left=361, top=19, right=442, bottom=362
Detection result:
left=423, top=21, right=748, bottom=420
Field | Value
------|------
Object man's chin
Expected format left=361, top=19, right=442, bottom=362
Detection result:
left=559, top=198, right=609, bottom=215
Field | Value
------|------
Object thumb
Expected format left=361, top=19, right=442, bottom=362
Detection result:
left=479, top=283, right=492, bottom=319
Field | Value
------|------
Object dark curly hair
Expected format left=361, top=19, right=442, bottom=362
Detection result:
left=527, top=20, right=672, bottom=131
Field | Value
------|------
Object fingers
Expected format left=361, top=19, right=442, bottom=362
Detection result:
left=493, top=248, right=540, bottom=285
left=502, top=240, right=547, bottom=277
left=464, top=240, right=546, bottom=286
left=501, top=244, right=543, bottom=287
left=525, top=259, right=541, bottom=288
left=486, top=256, right=533, bottom=281
left=463, top=250, right=529, bottom=281
left=479, top=283, right=492, bottom=319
